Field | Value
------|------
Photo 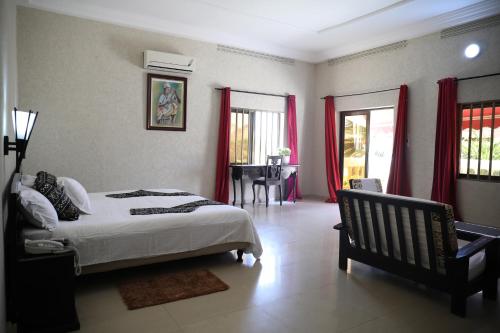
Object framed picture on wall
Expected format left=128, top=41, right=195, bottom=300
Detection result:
left=146, top=73, right=187, bottom=131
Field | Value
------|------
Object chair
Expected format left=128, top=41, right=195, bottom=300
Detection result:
left=252, top=156, right=283, bottom=207
left=349, top=178, right=383, bottom=192
left=334, top=189, right=498, bottom=317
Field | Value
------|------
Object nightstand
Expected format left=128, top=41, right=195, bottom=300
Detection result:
left=16, top=251, right=80, bottom=333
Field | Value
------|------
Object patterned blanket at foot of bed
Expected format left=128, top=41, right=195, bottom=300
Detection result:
left=130, top=200, right=224, bottom=215
left=106, top=190, right=193, bottom=199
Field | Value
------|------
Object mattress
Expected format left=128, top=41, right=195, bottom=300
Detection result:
left=22, top=189, right=263, bottom=266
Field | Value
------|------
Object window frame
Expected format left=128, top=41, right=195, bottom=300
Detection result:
left=230, top=108, right=253, bottom=165
left=229, top=108, right=285, bottom=165
left=457, top=100, right=500, bottom=182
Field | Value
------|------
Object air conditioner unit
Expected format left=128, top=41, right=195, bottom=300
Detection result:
left=144, top=50, right=195, bottom=74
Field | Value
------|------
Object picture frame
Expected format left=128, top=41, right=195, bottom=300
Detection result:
left=146, top=73, right=187, bottom=131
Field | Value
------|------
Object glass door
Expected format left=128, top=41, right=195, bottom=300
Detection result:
left=340, top=112, right=369, bottom=189
left=340, top=108, right=394, bottom=189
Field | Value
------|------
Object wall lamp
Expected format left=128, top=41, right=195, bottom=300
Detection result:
left=4, top=108, right=38, bottom=172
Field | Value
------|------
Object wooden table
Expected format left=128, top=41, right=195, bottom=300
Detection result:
left=229, top=164, right=300, bottom=208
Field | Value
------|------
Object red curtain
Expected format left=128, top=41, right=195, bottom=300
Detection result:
left=386, top=85, right=411, bottom=196
left=324, top=96, right=342, bottom=203
left=286, top=95, right=302, bottom=200
left=431, top=78, right=459, bottom=214
left=214, top=87, right=231, bottom=203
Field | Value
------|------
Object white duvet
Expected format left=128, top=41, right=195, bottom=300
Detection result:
left=22, top=189, right=263, bottom=266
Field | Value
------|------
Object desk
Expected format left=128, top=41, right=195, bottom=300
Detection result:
left=229, top=164, right=299, bottom=208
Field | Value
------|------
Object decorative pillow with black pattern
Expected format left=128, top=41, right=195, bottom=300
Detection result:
left=35, top=170, right=58, bottom=186
left=34, top=171, right=80, bottom=221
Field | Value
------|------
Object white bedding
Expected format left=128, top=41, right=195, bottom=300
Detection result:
left=22, top=189, right=263, bottom=266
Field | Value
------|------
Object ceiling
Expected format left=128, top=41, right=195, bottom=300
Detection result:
left=19, top=0, right=500, bottom=63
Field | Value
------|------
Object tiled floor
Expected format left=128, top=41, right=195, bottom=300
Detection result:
left=73, top=199, right=500, bottom=333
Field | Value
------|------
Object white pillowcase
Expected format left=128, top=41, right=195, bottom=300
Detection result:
left=57, top=177, right=93, bottom=214
left=19, top=188, right=59, bottom=230
left=21, top=174, right=36, bottom=188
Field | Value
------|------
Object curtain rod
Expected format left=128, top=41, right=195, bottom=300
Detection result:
left=320, top=87, right=400, bottom=100
left=457, top=72, right=500, bottom=82
left=214, top=87, right=288, bottom=98
left=436, top=72, right=500, bottom=83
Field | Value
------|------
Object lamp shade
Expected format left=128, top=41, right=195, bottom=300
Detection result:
left=12, top=109, right=37, bottom=140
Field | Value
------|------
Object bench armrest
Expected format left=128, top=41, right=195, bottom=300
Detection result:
left=333, top=223, right=344, bottom=231
left=454, top=236, right=496, bottom=260
left=456, top=230, right=480, bottom=242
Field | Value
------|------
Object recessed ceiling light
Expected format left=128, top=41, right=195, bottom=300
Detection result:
left=464, top=43, right=480, bottom=59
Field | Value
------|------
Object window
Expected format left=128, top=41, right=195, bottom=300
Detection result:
left=458, top=101, right=500, bottom=180
left=339, top=108, right=394, bottom=189
left=229, top=108, right=285, bottom=164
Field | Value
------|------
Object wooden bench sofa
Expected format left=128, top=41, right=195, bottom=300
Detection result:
left=334, top=189, right=498, bottom=317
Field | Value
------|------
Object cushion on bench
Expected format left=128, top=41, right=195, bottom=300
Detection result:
left=350, top=178, right=383, bottom=192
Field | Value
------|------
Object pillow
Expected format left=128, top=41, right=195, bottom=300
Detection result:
left=21, top=174, right=36, bottom=188
left=18, top=188, right=59, bottom=230
left=36, top=171, right=57, bottom=186
left=35, top=171, right=80, bottom=221
left=15, top=183, right=32, bottom=194
left=57, top=177, right=93, bottom=214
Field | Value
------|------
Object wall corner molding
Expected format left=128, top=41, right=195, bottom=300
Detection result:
left=440, top=14, right=500, bottom=39
left=217, top=45, right=295, bottom=65
left=327, top=41, right=408, bottom=66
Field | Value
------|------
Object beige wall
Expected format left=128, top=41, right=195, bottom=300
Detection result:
left=1, top=0, right=18, bottom=330
left=314, top=26, right=500, bottom=227
left=16, top=6, right=500, bottom=226
left=17, top=7, right=316, bottom=199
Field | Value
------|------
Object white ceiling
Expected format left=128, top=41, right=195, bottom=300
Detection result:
left=19, top=0, right=500, bottom=63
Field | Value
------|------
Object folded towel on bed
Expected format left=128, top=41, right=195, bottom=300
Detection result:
left=106, top=190, right=193, bottom=199
left=130, top=200, right=224, bottom=215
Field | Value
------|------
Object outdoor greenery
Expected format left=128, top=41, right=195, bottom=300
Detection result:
left=461, top=138, right=500, bottom=160
left=230, top=113, right=249, bottom=164
left=460, top=128, right=500, bottom=176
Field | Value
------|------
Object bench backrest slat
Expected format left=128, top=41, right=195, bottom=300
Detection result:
left=357, top=199, right=372, bottom=251
left=381, top=202, right=394, bottom=259
left=347, top=197, right=361, bottom=249
left=394, top=205, right=407, bottom=264
left=369, top=200, right=383, bottom=255
left=408, top=208, right=421, bottom=268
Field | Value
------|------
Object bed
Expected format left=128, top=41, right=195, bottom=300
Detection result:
left=19, top=187, right=263, bottom=274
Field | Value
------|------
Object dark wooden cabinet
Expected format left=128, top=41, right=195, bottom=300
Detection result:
left=16, top=251, right=80, bottom=333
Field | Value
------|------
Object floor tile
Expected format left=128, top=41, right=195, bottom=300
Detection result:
left=182, top=307, right=290, bottom=333
left=77, top=305, right=180, bottom=333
